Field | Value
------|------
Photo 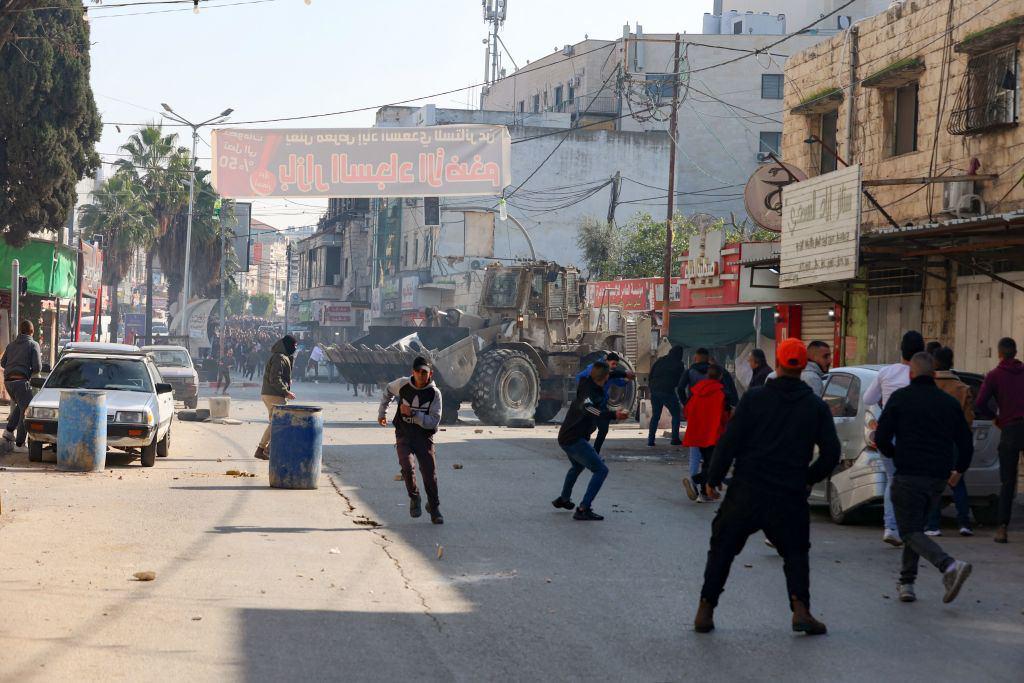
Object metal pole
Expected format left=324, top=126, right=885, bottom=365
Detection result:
left=181, top=126, right=199, bottom=336
left=218, top=209, right=226, bottom=359
left=11, top=259, right=19, bottom=341
left=74, top=238, right=84, bottom=342
left=284, top=243, right=292, bottom=336
left=662, top=33, right=681, bottom=339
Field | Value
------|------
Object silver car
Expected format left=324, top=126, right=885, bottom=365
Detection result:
left=142, top=345, right=199, bottom=409
left=809, top=365, right=1001, bottom=525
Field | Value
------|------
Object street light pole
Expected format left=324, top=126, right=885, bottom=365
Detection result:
left=160, top=104, right=233, bottom=339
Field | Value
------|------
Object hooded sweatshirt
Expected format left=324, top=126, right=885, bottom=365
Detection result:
left=678, top=360, right=739, bottom=408
left=1, top=333, right=42, bottom=379
left=682, top=379, right=727, bottom=447
left=260, top=338, right=294, bottom=397
left=378, top=375, right=442, bottom=440
left=558, top=376, right=617, bottom=447
left=706, top=376, right=841, bottom=495
left=649, top=347, right=685, bottom=395
left=976, top=358, right=1024, bottom=427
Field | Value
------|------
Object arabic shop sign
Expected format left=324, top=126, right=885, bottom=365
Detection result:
left=211, top=126, right=512, bottom=199
left=780, top=164, right=861, bottom=288
left=684, top=229, right=723, bottom=290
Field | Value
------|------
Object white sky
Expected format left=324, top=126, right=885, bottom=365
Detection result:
left=87, top=0, right=708, bottom=230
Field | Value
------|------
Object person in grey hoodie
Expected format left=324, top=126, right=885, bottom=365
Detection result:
left=2, top=320, right=42, bottom=449
left=378, top=356, right=444, bottom=524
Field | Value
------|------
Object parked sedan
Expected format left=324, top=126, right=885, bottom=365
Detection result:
left=142, top=345, right=199, bottom=409
left=809, top=365, right=1000, bottom=525
left=25, top=349, right=174, bottom=467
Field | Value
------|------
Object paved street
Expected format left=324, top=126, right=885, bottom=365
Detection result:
left=1, top=382, right=1023, bottom=682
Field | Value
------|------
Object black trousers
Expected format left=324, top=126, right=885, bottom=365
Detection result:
left=396, top=433, right=439, bottom=508
left=700, top=483, right=811, bottom=609
left=997, top=421, right=1024, bottom=526
left=692, top=446, right=715, bottom=487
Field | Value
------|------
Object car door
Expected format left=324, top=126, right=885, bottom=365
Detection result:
left=148, top=360, right=174, bottom=435
left=808, top=373, right=862, bottom=502
left=954, top=372, right=1001, bottom=472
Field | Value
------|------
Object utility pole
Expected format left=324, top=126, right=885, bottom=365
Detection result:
left=606, top=171, right=621, bottom=226
left=74, top=238, right=84, bottom=342
left=662, top=33, right=681, bottom=339
left=10, top=259, right=19, bottom=341
left=217, top=210, right=226, bottom=360
left=283, top=243, right=292, bottom=336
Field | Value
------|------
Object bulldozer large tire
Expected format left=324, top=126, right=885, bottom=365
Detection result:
left=441, top=400, right=460, bottom=425
left=471, top=348, right=540, bottom=425
left=534, top=399, right=562, bottom=424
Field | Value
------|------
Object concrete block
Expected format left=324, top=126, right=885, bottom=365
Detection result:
left=208, top=396, right=230, bottom=419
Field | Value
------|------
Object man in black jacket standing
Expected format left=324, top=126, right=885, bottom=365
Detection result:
left=647, top=346, right=685, bottom=446
left=2, top=320, right=42, bottom=450
left=694, top=338, right=840, bottom=635
left=552, top=360, right=629, bottom=521
left=875, top=352, right=974, bottom=604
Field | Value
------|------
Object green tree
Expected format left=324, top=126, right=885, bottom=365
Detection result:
left=79, top=172, right=155, bottom=341
left=115, top=125, right=191, bottom=343
left=575, top=218, right=617, bottom=279
left=0, top=1, right=101, bottom=245
left=249, top=293, right=274, bottom=317
left=225, top=290, right=248, bottom=317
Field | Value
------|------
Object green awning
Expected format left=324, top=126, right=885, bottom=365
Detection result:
left=0, top=239, right=78, bottom=299
left=668, top=308, right=775, bottom=348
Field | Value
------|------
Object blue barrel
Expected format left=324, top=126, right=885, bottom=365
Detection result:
left=269, top=405, right=323, bottom=489
left=56, top=390, right=107, bottom=472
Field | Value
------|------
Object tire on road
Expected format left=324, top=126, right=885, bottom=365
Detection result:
left=157, top=429, right=170, bottom=458
left=28, top=440, right=43, bottom=462
left=470, top=348, right=540, bottom=426
left=828, top=481, right=849, bottom=525
left=140, top=437, right=157, bottom=467
left=534, top=399, right=562, bottom=423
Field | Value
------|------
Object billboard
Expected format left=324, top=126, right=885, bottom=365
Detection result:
left=80, top=241, right=103, bottom=298
left=315, top=301, right=356, bottom=327
left=780, top=165, right=861, bottom=288
left=211, top=126, right=512, bottom=199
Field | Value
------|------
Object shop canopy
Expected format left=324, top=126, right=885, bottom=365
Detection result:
left=0, top=239, right=77, bottom=299
left=668, top=308, right=775, bottom=349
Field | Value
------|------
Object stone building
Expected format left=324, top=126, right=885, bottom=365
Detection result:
left=781, top=0, right=1024, bottom=371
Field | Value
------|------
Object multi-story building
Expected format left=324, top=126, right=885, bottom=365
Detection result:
left=780, top=0, right=1024, bottom=370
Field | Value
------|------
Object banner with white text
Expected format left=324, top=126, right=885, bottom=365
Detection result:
left=211, top=126, right=512, bottom=199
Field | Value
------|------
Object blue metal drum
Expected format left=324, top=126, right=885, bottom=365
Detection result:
left=269, top=404, right=323, bottom=489
left=56, top=390, right=107, bottom=472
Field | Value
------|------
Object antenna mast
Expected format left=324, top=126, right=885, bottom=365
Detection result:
left=480, top=0, right=508, bottom=109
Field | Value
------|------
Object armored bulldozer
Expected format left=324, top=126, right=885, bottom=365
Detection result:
left=324, top=262, right=636, bottom=426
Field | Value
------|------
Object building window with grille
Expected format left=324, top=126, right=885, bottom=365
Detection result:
left=532, top=94, right=540, bottom=112
left=892, top=82, right=919, bottom=155
left=518, top=100, right=525, bottom=113
left=758, top=131, right=781, bottom=159
left=949, top=45, right=1019, bottom=135
left=554, top=85, right=564, bottom=111
left=761, top=74, right=784, bottom=99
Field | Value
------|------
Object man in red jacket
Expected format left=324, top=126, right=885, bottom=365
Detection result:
left=976, top=337, right=1024, bottom=543
left=682, top=365, right=728, bottom=503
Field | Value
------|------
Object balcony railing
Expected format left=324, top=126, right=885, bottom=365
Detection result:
left=566, top=95, right=619, bottom=116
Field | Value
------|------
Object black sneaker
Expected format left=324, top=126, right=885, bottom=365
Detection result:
left=426, top=503, right=444, bottom=525
left=573, top=506, right=604, bottom=521
left=409, top=495, right=422, bottom=518
left=551, top=497, right=575, bottom=510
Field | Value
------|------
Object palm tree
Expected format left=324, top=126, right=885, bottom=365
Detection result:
left=78, top=172, right=156, bottom=342
left=116, top=125, right=191, bottom=344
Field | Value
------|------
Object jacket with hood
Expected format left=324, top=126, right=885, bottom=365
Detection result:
left=678, top=361, right=739, bottom=408
left=706, top=376, right=841, bottom=495
left=934, top=370, right=974, bottom=424
left=261, top=338, right=294, bottom=397
left=876, top=375, right=974, bottom=478
left=558, top=376, right=617, bottom=447
left=749, top=363, right=772, bottom=389
left=378, top=376, right=442, bottom=440
left=1, top=334, right=41, bottom=379
left=649, top=347, right=685, bottom=395
left=767, top=360, right=827, bottom=396
left=976, top=358, right=1024, bottom=427
left=682, top=379, right=727, bottom=447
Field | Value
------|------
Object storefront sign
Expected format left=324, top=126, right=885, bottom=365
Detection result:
left=744, top=161, right=808, bottom=232
left=316, top=301, right=356, bottom=327
left=587, top=279, right=654, bottom=310
left=211, top=126, right=512, bottom=199
left=684, top=230, right=723, bottom=289
left=780, top=165, right=861, bottom=288
left=401, top=275, right=419, bottom=311
left=80, top=242, right=103, bottom=298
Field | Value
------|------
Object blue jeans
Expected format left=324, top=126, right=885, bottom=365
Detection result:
left=882, top=456, right=897, bottom=532
left=689, top=447, right=703, bottom=479
left=560, top=439, right=609, bottom=509
left=926, top=476, right=971, bottom=530
left=647, top=392, right=681, bottom=444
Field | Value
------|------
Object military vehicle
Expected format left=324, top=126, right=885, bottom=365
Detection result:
left=324, top=262, right=636, bottom=425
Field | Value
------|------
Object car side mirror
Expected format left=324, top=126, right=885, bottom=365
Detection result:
left=29, top=377, right=46, bottom=389
left=156, top=382, right=173, bottom=394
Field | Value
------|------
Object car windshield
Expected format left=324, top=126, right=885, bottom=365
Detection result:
left=46, top=358, right=154, bottom=393
left=149, top=350, right=191, bottom=368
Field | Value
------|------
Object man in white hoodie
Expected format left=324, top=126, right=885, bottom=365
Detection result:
left=378, top=356, right=444, bottom=524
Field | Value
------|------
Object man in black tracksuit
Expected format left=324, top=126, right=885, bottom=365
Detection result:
left=694, top=338, right=840, bottom=635
left=875, top=352, right=974, bottom=604
left=378, top=356, right=444, bottom=524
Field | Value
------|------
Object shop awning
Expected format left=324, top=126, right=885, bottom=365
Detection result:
left=668, top=308, right=775, bottom=348
left=0, top=239, right=78, bottom=299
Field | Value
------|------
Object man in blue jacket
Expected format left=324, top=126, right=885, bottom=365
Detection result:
left=575, top=352, right=633, bottom=454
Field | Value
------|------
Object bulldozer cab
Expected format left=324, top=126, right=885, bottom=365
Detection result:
left=480, top=263, right=581, bottom=322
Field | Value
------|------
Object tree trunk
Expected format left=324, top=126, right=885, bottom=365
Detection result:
left=109, top=277, right=121, bottom=343
left=144, top=249, right=154, bottom=345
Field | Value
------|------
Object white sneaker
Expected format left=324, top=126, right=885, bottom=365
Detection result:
left=924, top=529, right=942, bottom=537
left=942, top=560, right=972, bottom=603
left=883, top=529, right=903, bottom=547
left=959, top=527, right=974, bottom=537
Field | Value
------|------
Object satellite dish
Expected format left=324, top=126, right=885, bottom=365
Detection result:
left=838, top=15, right=852, bottom=29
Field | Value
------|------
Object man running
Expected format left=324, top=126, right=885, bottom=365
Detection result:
left=378, top=356, right=444, bottom=524
left=694, top=339, right=840, bottom=635
left=575, top=351, right=634, bottom=454
left=553, top=360, right=629, bottom=520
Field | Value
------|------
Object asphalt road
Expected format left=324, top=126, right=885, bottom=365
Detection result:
left=1, top=380, right=1022, bottom=682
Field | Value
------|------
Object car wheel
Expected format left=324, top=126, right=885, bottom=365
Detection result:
left=140, top=437, right=157, bottom=467
left=828, top=482, right=848, bottom=525
left=29, top=440, right=43, bottom=462
left=157, top=430, right=170, bottom=458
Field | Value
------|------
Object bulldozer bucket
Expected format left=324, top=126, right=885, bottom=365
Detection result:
left=324, top=326, right=472, bottom=388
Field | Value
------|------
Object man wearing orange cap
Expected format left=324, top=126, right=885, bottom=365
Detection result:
left=693, top=338, right=841, bottom=636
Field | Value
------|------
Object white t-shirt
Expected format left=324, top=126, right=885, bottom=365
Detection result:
left=309, top=345, right=325, bottom=363
left=864, top=362, right=910, bottom=409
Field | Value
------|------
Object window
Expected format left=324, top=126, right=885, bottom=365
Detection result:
left=325, top=246, right=341, bottom=285
left=424, top=197, right=439, bottom=226
left=517, top=100, right=525, bottom=113
left=761, top=74, right=784, bottom=100
left=644, top=73, right=676, bottom=99
left=822, top=373, right=860, bottom=418
left=567, top=84, right=575, bottom=106
left=819, top=110, right=839, bottom=174
left=892, top=82, right=919, bottom=155
left=733, top=20, right=743, bottom=35
left=554, top=85, right=564, bottom=110
left=413, top=237, right=419, bottom=266
left=949, top=45, right=1019, bottom=135
left=532, top=94, right=540, bottom=112
left=46, top=358, right=154, bottom=393
left=759, top=131, right=782, bottom=158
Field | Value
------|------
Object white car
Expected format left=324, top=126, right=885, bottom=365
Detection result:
left=141, top=345, right=199, bottom=409
left=26, top=348, right=175, bottom=467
